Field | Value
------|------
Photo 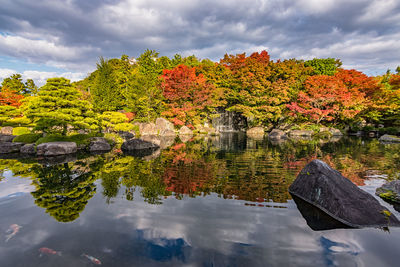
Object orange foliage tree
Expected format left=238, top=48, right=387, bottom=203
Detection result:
left=161, top=64, right=215, bottom=126
left=287, top=69, right=373, bottom=124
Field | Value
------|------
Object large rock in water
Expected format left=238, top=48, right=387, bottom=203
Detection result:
left=379, top=134, right=400, bottom=143
left=89, top=137, right=111, bottom=152
left=289, top=159, right=400, bottom=228
left=376, top=181, right=400, bottom=204
left=121, top=138, right=160, bottom=157
left=36, top=142, right=77, bottom=156
left=0, top=142, right=24, bottom=154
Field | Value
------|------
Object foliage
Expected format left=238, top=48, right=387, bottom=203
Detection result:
left=25, top=78, right=100, bottom=135
left=13, top=133, right=42, bottom=143
left=35, top=133, right=96, bottom=146
left=304, top=58, right=342, bottom=76
left=99, top=111, right=134, bottom=132
left=161, top=64, right=215, bottom=126
left=12, top=127, right=30, bottom=135
left=287, top=69, right=372, bottom=124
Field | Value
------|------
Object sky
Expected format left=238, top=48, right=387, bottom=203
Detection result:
left=0, top=0, right=399, bottom=85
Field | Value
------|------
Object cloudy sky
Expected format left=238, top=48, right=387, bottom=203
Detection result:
left=0, top=0, right=399, bottom=85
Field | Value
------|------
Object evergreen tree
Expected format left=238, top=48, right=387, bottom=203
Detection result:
left=25, top=77, right=99, bottom=135
left=91, top=57, right=123, bottom=112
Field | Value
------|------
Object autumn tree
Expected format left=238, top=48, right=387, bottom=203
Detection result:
left=287, top=69, right=372, bottom=124
left=25, top=78, right=99, bottom=135
left=161, top=64, right=215, bottom=126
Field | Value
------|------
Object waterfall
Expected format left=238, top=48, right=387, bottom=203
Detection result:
left=212, top=108, right=247, bottom=132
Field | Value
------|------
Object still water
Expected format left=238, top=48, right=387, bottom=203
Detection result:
left=0, top=134, right=399, bottom=267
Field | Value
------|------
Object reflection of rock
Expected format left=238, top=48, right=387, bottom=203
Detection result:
left=155, top=118, right=176, bottom=137
left=0, top=142, right=24, bottom=154
left=211, top=132, right=247, bottom=151
left=37, top=154, right=78, bottom=165
left=36, top=142, right=77, bottom=156
left=143, top=148, right=161, bottom=161
left=246, top=127, right=264, bottom=139
left=0, top=134, right=16, bottom=142
left=292, top=195, right=351, bottom=231
left=379, top=134, right=400, bottom=144
left=140, top=135, right=175, bottom=149
left=179, top=126, right=193, bottom=143
left=376, top=181, right=400, bottom=204
left=89, top=137, right=111, bottom=152
left=121, top=139, right=160, bottom=157
left=289, top=159, right=400, bottom=228
left=0, top=126, right=13, bottom=135
left=20, top=144, right=36, bottom=154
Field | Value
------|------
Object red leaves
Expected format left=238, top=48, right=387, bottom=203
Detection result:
left=0, top=86, right=24, bottom=107
left=288, top=69, right=374, bottom=123
left=161, top=64, right=214, bottom=126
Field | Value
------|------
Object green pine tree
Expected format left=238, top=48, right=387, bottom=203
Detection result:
left=25, top=77, right=99, bottom=135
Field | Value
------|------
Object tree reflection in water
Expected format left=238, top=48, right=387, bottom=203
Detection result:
left=0, top=136, right=399, bottom=223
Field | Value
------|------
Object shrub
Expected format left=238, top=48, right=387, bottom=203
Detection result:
left=35, top=133, right=98, bottom=146
left=12, top=127, right=31, bottom=135
left=13, top=133, right=42, bottom=143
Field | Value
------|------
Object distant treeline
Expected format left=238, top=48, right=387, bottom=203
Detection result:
left=1, top=50, right=399, bottom=135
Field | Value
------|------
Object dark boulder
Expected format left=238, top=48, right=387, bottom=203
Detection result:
left=118, top=131, right=135, bottom=140
left=379, top=134, right=400, bottom=144
left=20, top=144, right=36, bottom=154
left=36, top=142, right=77, bottom=156
left=376, top=181, right=400, bottom=204
left=0, top=142, right=24, bottom=154
left=289, top=159, right=400, bottom=228
left=89, top=137, right=111, bottom=152
left=268, top=129, right=287, bottom=140
left=0, top=134, right=16, bottom=142
left=121, top=138, right=160, bottom=157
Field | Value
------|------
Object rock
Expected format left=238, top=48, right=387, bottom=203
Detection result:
left=288, top=130, right=313, bottom=137
left=329, top=128, right=343, bottom=136
left=196, top=124, right=219, bottom=135
left=376, top=181, right=400, bottom=204
left=246, top=127, right=265, bottom=137
left=135, top=122, right=158, bottom=136
left=179, top=126, right=193, bottom=136
left=268, top=129, right=287, bottom=140
left=0, top=126, right=13, bottom=135
left=379, top=134, right=400, bottom=144
left=121, top=139, right=160, bottom=156
left=36, top=142, right=77, bottom=156
left=0, top=142, right=24, bottom=154
left=89, top=137, right=111, bottom=152
left=118, top=131, right=135, bottom=140
left=179, top=134, right=193, bottom=143
left=368, top=132, right=376, bottom=138
left=20, top=144, right=36, bottom=154
left=0, top=134, right=16, bottom=142
left=289, top=159, right=400, bottom=228
left=155, top=118, right=176, bottom=136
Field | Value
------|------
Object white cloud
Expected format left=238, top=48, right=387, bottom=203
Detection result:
left=0, top=69, right=86, bottom=86
left=0, top=68, right=17, bottom=79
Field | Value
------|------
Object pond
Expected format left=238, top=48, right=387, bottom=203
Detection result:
left=0, top=134, right=400, bottom=267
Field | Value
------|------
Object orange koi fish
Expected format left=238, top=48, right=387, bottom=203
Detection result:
left=82, top=253, right=102, bottom=265
left=5, top=224, right=21, bottom=242
left=39, top=247, right=62, bottom=257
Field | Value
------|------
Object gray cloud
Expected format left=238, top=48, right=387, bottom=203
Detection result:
left=0, top=0, right=399, bottom=77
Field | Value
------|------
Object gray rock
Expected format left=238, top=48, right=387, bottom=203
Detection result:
left=140, top=123, right=158, bottom=136
left=0, top=142, right=24, bottom=154
left=246, top=127, right=264, bottom=137
left=20, top=144, right=36, bottom=154
left=289, top=130, right=313, bottom=137
left=379, top=134, right=400, bottom=143
left=118, top=131, right=135, bottom=140
left=121, top=138, right=160, bottom=157
left=0, top=134, right=16, bottom=142
left=89, top=137, right=111, bottom=152
left=179, top=126, right=193, bottom=136
left=289, top=159, right=400, bottom=228
left=376, top=181, right=400, bottom=204
left=0, top=126, right=13, bottom=135
left=268, top=129, right=287, bottom=140
left=155, top=118, right=176, bottom=136
left=36, top=142, right=77, bottom=156
left=329, top=128, right=343, bottom=136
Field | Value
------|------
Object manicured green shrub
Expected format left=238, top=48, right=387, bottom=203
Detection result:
left=12, top=127, right=30, bottom=135
left=13, top=133, right=42, bottom=143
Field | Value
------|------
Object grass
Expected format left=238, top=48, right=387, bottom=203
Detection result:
left=12, top=127, right=31, bottom=136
